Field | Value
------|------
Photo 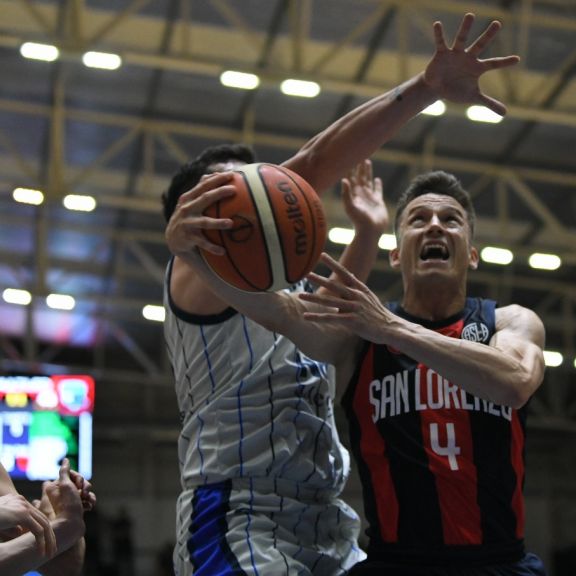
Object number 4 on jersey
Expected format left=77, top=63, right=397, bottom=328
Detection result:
left=430, top=422, right=461, bottom=471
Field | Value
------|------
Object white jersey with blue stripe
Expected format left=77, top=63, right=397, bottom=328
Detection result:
left=163, top=260, right=365, bottom=575
left=164, top=260, right=350, bottom=494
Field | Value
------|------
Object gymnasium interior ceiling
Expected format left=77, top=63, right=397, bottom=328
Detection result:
left=0, top=0, right=575, bottom=439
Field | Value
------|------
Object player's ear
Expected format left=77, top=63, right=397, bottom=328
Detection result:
left=468, top=246, right=479, bottom=270
left=389, top=247, right=401, bottom=269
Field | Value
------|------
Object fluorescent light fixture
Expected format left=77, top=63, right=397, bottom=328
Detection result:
left=543, top=350, right=563, bottom=367
left=220, top=70, right=260, bottom=90
left=63, top=194, right=96, bottom=212
left=142, top=304, right=165, bottom=322
left=378, top=234, right=397, bottom=250
left=13, top=187, right=44, bottom=205
left=528, top=253, right=561, bottom=271
left=480, top=246, right=513, bottom=265
left=328, top=227, right=354, bottom=245
left=46, top=293, right=75, bottom=310
left=422, top=100, right=446, bottom=117
left=2, top=288, right=32, bottom=306
left=329, top=228, right=397, bottom=251
left=82, top=51, right=122, bottom=70
left=20, top=42, right=59, bottom=62
left=466, top=105, right=503, bottom=124
left=280, top=79, right=321, bottom=98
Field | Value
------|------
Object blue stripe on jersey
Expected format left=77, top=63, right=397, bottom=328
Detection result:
left=199, top=325, right=217, bottom=394
left=246, top=478, right=260, bottom=575
left=188, top=482, right=247, bottom=575
left=237, top=316, right=255, bottom=477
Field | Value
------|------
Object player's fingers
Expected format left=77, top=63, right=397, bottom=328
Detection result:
left=180, top=185, right=236, bottom=214
left=466, top=20, right=501, bottom=56
left=480, top=55, right=521, bottom=70
left=477, top=92, right=507, bottom=117
left=181, top=172, right=235, bottom=203
left=364, top=159, right=373, bottom=186
left=189, top=229, right=226, bottom=255
left=432, top=21, right=448, bottom=52
left=451, top=13, right=475, bottom=51
left=318, top=253, right=365, bottom=288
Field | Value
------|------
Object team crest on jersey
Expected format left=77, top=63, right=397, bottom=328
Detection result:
left=461, top=322, right=490, bottom=343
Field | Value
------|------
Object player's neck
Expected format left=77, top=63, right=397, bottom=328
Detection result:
left=401, top=282, right=467, bottom=321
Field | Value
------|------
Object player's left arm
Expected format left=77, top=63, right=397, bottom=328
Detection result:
left=301, top=254, right=545, bottom=409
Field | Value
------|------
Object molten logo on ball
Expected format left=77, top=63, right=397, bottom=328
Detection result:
left=278, top=180, right=308, bottom=257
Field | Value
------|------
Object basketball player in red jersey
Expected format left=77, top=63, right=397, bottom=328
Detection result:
left=167, top=14, right=547, bottom=576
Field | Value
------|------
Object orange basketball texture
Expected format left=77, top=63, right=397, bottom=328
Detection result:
left=201, top=163, right=327, bottom=292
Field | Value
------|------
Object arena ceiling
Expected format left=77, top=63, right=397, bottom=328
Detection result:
left=0, top=0, right=575, bottom=437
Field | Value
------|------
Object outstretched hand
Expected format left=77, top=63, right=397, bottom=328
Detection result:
left=424, top=13, right=520, bottom=115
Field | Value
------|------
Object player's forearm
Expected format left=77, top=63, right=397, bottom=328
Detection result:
left=388, top=319, right=543, bottom=408
left=284, top=73, right=436, bottom=193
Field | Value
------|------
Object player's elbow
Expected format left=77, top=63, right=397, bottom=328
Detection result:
left=504, top=371, right=543, bottom=409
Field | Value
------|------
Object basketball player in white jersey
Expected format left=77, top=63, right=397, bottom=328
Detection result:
left=164, top=158, right=387, bottom=575
left=164, top=13, right=520, bottom=575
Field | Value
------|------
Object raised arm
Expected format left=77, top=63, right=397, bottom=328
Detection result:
left=283, top=13, right=519, bottom=193
left=300, top=254, right=545, bottom=408
left=330, top=159, right=388, bottom=284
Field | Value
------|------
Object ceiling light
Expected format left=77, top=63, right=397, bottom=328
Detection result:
left=528, top=253, right=561, bottom=271
left=543, top=350, right=563, bottom=367
left=480, top=246, right=513, bottom=265
left=3, top=288, right=32, bottom=306
left=13, top=187, right=44, bottom=206
left=220, top=70, right=260, bottom=90
left=421, top=100, right=446, bottom=117
left=46, top=293, right=75, bottom=310
left=466, top=105, right=503, bottom=124
left=328, top=227, right=354, bottom=245
left=280, top=79, right=320, bottom=98
left=142, top=304, right=165, bottom=322
left=20, top=42, right=59, bottom=62
left=378, top=234, right=397, bottom=250
left=63, top=194, right=96, bottom=212
left=82, top=51, right=122, bottom=70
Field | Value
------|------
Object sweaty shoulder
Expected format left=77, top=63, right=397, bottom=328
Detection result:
left=170, top=256, right=230, bottom=316
left=495, top=304, right=545, bottom=348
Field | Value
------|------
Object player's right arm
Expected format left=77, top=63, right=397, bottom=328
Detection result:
left=168, top=172, right=237, bottom=316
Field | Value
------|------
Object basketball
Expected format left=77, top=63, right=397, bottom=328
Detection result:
left=201, top=163, right=327, bottom=292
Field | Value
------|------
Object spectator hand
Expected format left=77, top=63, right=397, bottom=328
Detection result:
left=0, top=493, right=56, bottom=557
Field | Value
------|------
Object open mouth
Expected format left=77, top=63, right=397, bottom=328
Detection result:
left=420, top=243, right=449, bottom=261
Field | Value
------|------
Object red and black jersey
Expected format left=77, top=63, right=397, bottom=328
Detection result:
left=342, top=297, right=528, bottom=568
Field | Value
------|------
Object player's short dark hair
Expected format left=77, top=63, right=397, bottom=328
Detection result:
left=394, top=170, right=476, bottom=238
left=161, top=143, right=256, bottom=222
